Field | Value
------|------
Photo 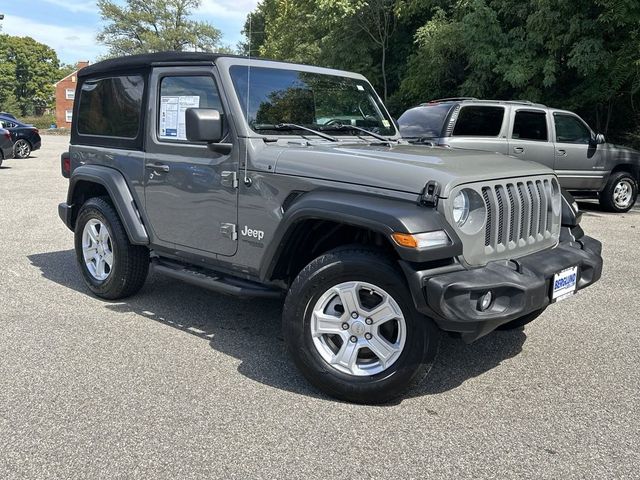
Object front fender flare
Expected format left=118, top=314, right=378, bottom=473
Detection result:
left=64, top=165, right=149, bottom=245
left=259, top=190, right=462, bottom=281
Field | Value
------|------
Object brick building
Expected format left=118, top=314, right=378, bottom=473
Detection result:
left=54, top=61, right=89, bottom=128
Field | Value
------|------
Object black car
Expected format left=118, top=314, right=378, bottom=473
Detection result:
left=0, top=128, right=14, bottom=166
left=0, top=115, right=42, bottom=159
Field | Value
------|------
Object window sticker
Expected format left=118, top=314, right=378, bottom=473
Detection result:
left=356, top=84, right=365, bottom=91
left=382, top=119, right=391, bottom=128
left=159, top=95, right=200, bottom=140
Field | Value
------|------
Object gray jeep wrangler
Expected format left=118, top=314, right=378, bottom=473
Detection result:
left=58, top=53, right=603, bottom=403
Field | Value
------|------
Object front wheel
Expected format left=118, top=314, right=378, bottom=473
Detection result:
left=14, top=139, right=31, bottom=159
left=283, top=247, right=440, bottom=404
left=599, top=172, right=638, bottom=212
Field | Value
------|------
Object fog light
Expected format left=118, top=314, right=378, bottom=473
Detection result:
left=478, top=291, right=493, bottom=311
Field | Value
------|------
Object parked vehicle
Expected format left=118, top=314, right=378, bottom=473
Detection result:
left=0, top=116, right=42, bottom=159
left=0, top=112, right=17, bottom=120
left=0, top=128, right=14, bottom=166
left=58, top=53, right=603, bottom=403
left=398, top=99, right=640, bottom=212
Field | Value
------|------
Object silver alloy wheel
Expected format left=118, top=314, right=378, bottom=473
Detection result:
left=310, top=281, right=407, bottom=376
left=613, top=179, right=634, bottom=209
left=82, top=219, right=114, bottom=281
left=14, top=140, right=30, bottom=158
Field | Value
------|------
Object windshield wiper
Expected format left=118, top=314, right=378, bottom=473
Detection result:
left=405, top=136, right=436, bottom=146
left=253, top=123, right=337, bottom=142
left=320, top=123, right=395, bottom=143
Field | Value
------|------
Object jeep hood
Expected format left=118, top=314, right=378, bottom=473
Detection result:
left=272, top=143, right=554, bottom=197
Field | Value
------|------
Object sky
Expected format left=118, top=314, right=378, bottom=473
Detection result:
left=0, top=0, right=260, bottom=65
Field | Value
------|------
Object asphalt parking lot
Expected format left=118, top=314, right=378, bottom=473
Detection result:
left=1, top=135, right=638, bottom=479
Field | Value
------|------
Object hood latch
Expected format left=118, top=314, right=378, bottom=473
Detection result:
left=419, top=180, right=441, bottom=207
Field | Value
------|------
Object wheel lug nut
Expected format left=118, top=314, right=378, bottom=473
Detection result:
left=351, top=312, right=358, bottom=319
left=350, top=336, right=357, bottom=343
left=365, top=318, right=372, bottom=325
left=342, top=323, right=349, bottom=330
left=365, top=333, right=372, bottom=340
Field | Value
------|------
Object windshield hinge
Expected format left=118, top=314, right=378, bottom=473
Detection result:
left=221, top=171, right=239, bottom=189
left=419, top=180, right=441, bottom=207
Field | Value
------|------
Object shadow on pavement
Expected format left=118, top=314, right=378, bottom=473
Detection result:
left=577, top=198, right=640, bottom=216
left=28, top=249, right=527, bottom=404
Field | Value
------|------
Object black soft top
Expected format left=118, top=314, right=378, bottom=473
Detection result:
left=78, top=51, right=247, bottom=78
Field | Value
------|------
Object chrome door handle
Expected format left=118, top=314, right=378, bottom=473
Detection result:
left=146, top=163, right=170, bottom=173
left=513, top=147, right=524, bottom=153
left=557, top=149, right=567, bottom=156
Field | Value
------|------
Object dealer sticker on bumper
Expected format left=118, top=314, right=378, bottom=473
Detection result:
left=552, top=266, right=578, bottom=302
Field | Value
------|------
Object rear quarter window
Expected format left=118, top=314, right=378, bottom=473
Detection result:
left=77, top=76, right=144, bottom=138
left=398, top=104, right=452, bottom=139
left=452, top=106, right=504, bottom=137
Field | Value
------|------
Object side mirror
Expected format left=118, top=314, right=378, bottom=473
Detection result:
left=595, top=133, right=606, bottom=144
left=185, top=108, right=223, bottom=143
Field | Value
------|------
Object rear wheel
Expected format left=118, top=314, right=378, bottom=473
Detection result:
left=283, top=247, right=440, bottom=404
left=14, top=139, right=31, bottom=159
left=74, top=197, right=149, bottom=299
left=599, top=171, right=637, bottom=212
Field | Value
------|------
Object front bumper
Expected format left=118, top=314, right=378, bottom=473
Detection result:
left=406, top=235, right=603, bottom=343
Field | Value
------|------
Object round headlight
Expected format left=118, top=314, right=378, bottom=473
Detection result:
left=452, top=188, right=486, bottom=235
left=452, top=191, right=470, bottom=225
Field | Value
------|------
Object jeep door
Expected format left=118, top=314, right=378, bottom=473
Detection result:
left=551, top=112, right=605, bottom=190
left=507, top=108, right=555, bottom=169
left=144, top=67, right=238, bottom=256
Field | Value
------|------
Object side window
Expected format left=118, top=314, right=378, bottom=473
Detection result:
left=512, top=110, right=548, bottom=141
left=452, top=106, right=504, bottom=137
left=77, top=75, right=144, bottom=138
left=158, top=76, right=224, bottom=142
left=554, top=114, right=591, bottom=144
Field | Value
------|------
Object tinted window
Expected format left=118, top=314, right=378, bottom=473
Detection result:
left=398, top=104, right=452, bottom=138
left=554, top=114, right=591, bottom=144
left=77, top=76, right=144, bottom=138
left=158, top=76, right=224, bottom=141
left=452, top=106, right=504, bottom=137
left=230, top=66, right=396, bottom=136
left=512, top=110, right=548, bottom=141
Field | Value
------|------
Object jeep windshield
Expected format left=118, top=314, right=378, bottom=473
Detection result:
left=229, top=65, right=397, bottom=139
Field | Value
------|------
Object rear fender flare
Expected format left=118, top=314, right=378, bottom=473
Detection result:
left=67, top=165, right=149, bottom=245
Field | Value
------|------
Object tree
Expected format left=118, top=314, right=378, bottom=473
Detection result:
left=0, top=35, right=60, bottom=115
left=352, top=0, right=397, bottom=102
left=97, top=0, right=223, bottom=57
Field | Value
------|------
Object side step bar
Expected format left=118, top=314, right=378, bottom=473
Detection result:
left=152, top=259, right=283, bottom=299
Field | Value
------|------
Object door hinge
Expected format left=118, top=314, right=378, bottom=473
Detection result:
left=221, top=171, right=239, bottom=188
left=220, top=223, right=238, bottom=241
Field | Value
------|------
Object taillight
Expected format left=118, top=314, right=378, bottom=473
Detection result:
left=33, top=128, right=39, bottom=134
left=3, top=131, right=9, bottom=140
left=61, top=151, right=71, bottom=178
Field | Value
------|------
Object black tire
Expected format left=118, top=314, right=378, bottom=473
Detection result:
left=14, top=139, right=31, bottom=159
left=74, top=197, right=149, bottom=300
left=497, top=308, right=545, bottom=330
left=599, top=171, right=638, bottom=212
left=282, top=247, right=440, bottom=404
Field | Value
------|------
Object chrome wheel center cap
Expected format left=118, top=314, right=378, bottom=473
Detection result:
left=350, top=321, right=366, bottom=336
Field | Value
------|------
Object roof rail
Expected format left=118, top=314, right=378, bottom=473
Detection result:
left=422, top=97, right=478, bottom=104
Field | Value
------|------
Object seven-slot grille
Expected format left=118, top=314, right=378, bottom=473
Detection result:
left=481, top=177, right=560, bottom=252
